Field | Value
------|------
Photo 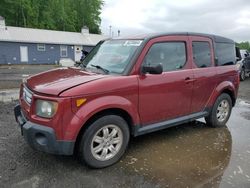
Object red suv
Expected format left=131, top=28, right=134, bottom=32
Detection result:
left=14, top=33, right=239, bottom=168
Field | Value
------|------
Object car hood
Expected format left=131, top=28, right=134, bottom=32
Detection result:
left=26, top=67, right=108, bottom=96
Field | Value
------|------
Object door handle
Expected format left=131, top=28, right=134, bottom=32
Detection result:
left=185, top=77, right=196, bottom=83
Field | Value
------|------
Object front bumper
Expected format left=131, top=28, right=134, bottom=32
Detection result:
left=14, top=104, right=75, bottom=155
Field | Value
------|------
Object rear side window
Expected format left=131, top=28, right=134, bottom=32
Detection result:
left=144, top=42, right=186, bottom=72
left=216, top=43, right=236, bottom=66
left=192, top=42, right=211, bottom=68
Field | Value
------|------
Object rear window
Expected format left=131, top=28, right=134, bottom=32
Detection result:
left=216, top=43, right=236, bottom=66
left=192, top=42, right=212, bottom=68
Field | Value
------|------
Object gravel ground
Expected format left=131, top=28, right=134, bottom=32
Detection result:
left=1, top=99, right=250, bottom=187
left=0, top=101, right=158, bottom=188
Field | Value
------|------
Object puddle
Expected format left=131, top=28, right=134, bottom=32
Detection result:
left=0, top=94, right=249, bottom=187
left=238, top=99, right=250, bottom=107
left=240, top=112, right=250, bottom=120
left=236, top=99, right=250, bottom=120
left=22, top=74, right=30, bottom=77
left=0, top=89, right=19, bottom=102
left=116, top=122, right=232, bottom=187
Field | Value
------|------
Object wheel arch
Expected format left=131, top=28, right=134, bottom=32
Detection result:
left=207, top=81, right=237, bottom=108
left=74, top=107, right=135, bottom=154
left=221, top=88, right=236, bottom=107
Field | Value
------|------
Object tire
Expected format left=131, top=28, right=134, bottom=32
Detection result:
left=240, top=67, right=246, bottom=81
left=205, top=93, right=232, bottom=128
left=78, top=115, right=130, bottom=168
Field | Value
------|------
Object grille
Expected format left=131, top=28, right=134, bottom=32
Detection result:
left=23, top=86, right=33, bottom=105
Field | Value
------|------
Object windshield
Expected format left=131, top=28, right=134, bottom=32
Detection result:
left=82, top=40, right=143, bottom=74
left=240, top=50, right=249, bottom=58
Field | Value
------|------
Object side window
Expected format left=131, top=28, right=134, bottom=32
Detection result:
left=144, top=42, right=186, bottom=72
left=192, top=42, right=211, bottom=68
left=216, top=43, right=236, bottom=66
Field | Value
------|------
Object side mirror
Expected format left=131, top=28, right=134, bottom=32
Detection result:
left=82, top=50, right=89, bottom=56
left=236, top=57, right=241, bottom=62
left=142, top=63, right=163, bottom=74
left=80, top=50, right=89, bottom=62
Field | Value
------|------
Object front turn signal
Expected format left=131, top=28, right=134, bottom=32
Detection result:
left=76, top=98, right=87, bottom=107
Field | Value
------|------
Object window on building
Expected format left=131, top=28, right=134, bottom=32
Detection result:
left=144, top=42, right=186, bottom=72
left=37, top=44, right=45, bottom=51
left=60, top=45, right=68, bottom=57
left=192, top=42, right=211, bottom=68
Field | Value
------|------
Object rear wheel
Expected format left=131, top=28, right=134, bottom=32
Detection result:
left=240, top=67, right=246, bottom=81
left=78, top=115, right=130, bottom=168
left=205, top=93, right=232, bottom=127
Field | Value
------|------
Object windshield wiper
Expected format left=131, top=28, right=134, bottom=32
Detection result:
left=90, top=64, right=109, bottom=74
left=75, top=61, right=86, bottom=68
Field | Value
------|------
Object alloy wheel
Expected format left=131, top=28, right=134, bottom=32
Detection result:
left=91, top=124, right=123, bottom=161
left=216, top=99, right=230, bottom=122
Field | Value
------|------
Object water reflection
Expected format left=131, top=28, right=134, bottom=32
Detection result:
left=117, top=121, right=232, bottom=188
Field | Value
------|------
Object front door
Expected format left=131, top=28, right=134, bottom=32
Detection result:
left=138, top=36, right=194, bottom=125
left=20, top=46, right=28, bottom=63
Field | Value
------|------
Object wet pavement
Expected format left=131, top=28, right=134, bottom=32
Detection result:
left=0, top=65, right=57, bottom=89
left=0, top=89, right=19, bottom=102
left=115, top=99, right=250, bottom=188
left=0, top=99, right=249, bottom=187
left=0, top=67, right=249, bottom=187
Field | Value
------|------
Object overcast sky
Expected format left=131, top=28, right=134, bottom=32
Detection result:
left=100, top=0, right=250, bottom=42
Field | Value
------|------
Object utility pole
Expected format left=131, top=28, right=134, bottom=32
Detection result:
left=20, top=0, right=26, bottom=27
left=109, top=25, right=112, bottom=38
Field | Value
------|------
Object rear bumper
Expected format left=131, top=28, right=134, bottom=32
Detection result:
left=14, top=104, right=75, bottom=155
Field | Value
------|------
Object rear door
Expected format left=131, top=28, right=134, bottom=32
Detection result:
left=138, top=36, right=194, bottom=125
left=189, top=36, right=217, bottom=113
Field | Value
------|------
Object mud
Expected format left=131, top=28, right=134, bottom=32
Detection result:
left=0, top=99, right=249, bottom=188
left=0, top=66, right=249, bottom=187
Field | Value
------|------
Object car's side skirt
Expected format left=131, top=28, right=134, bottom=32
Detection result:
left=133, top=111, right=209, bottom=137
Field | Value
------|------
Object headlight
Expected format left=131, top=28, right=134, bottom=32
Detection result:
left=36, top=100, right=58, bottom=118
left=236, top=63, right=241, bottom=71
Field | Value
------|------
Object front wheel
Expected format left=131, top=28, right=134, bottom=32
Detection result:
left=78, top=115, right=130, bottom=168
left=240, top=68, right=246, bottom=81
left=205, top=93, right=232, bottom=127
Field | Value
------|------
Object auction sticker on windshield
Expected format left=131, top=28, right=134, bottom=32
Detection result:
left=123, top=40, right=142, bottom=46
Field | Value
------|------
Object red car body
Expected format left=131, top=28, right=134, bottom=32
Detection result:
left=14, top=33, right=239, bottom=157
